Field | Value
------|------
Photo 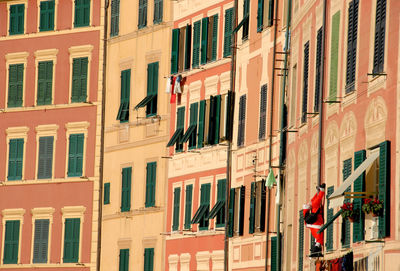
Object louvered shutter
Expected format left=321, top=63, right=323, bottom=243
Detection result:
left=224, top=8, right=233, bottom=57
left=301, top=41, right=309, bottom=123
left=298, top=210, right=304, bottom=271
left=184, top=25, right=192, bottom=70
left=171, top=28, right=180, bottom=74
left=71, top=58, right=88, bottom=103
left=201, top=17, right=209, bottom=65
left=228, top=188, right=235, bottom=237
left=146, top=62, right=158, bottom=116
left=259, top=84, right=267, bottom=140
left=242, top=0, right=249, bottom=39
left=63, top=218, right=80, bottom=263
left=257, top=0, right=264, bottom=31
left=238, top=186, right=245, bottom=235
left=176, top=107, right=185, bottom=152
left=153, top=0, right=163, bottom=23
left=211, top=14, right=218, bottom=61
left=267, top=0, right=274, bottom=26
left=249, top=182, right=256, bottom=233
left=4, top=220, right=20, bottom=264
left=353, top=150, right=366, bottom=242
left=329, top=11, right=340, bottom=100
left=184, top=185, right=193, bottom=229
left=199, top=183, right=211, bottom=230
left=110, top=0, right=120, bottom=36
left=145, top=162, right=157, bottom=207
left=68, top=134, right=84, bottom=177
left=144, top=248, right=154, bottom=271
left=378, top=140, right=390, bottom=238
left=9, top=4, right=24, bottom=35
left=271, top=236, right=277, bottom=271
left=237, top=95, right=246, bottom=146
left=138, top=0, right=148, bottom=28
left=74, top=0, right=90, bottom=27
left=345, top=0, right=358, bottom=93
left=193, top=21, right=201, bottom=67
left=188, top=102, right=198, bottom=149
left=40, top=1, right=55, bottom=31
left=373, top=0, right=386, bottom=74
left=104, top=183, right=110, bottom=204
left=37, top=61, right=53, bottom=105
left=38, top=136, right=54, bottom=179
left=341, top=159, right=352, bottom=248
left=314, top=28, right=322, bottom=111
left=197, top=100, right=206, bottom=148
left=121, top=167, right=132, bottom=212
left=326, top=186, right=334, bottom=250
left=173, top=187, right=181, bottom=231
left=260, top=180, right=266, bottom=232
left=207, top=17, right=214, bottom=62
left=33, top=219, right=49, bottom=263
left=8, top=64, right=24, bottom=108
left=8, top=139, right=24, bottom=181
left=119, top=249, right=129, bottom=271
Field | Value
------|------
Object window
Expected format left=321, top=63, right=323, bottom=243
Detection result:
left=207, top=95, right=221, bottom=145
left=8, top=64, right=24, bottom=108
left=116, top=69, right=130, bottom=123
left=258, top=84, right=267, bottom=140
left=172, top=187, right=181, bottom=231
left=372, top=0, right=386, bottom=74
left=71, top=57, right=88, bottom=103
left=181, top=103, right=198, bottom=149
left=9, top=4, right=24, bottom=35
left=223, top=8, right=234, bottom=57
left=110, top=0, right=120, bottom=37
left=191, top=183, right=211, bottom=230
left=63, top=218, right=80, bottom=263
left=3, top=220, right=20, bottom=264
left=33, top=219, right=50, bottom=263
left=266, top=0, right=274, bottom=26
left=134, top=63, right=158, bottom=116
left=39, top=0, right=55, bottom=31
left=232, top=186, right=245, bottom=236
left=257, top=0, right=264, bottom=31
left=242, top=0, right=249, bottom=39
left=104, top=183, right=110, bottom=205
left=38, top=136, right=54, bottom=179
left=341, top=159, right=352, bottom=248
left=249, top=181, right=266, bottom=233
left=8, top=138, right=24, bottom=181
left=345, top=0, right=359, bottom=93
left=326, top=186, right=334, bottom=251
left=271, top=236, right=277, bottom=270
left=153, top=0, right=163, bottom=24
left=74, top=0, right=90, bottom=27
left=144, top=248, right=154, bottom=271
left=166, top=107, right=185, bottom=152
left=208, top=179, right=226, bottom=227
left=37, top=61, right=53, bottom=105
left=298, top=210, right=304, bottom=271
left=121, top=167, right=132, bottom=212
left=67, top=134, right=84, bottom=177
left=329, top=11, right=340, bottom=100
left=145, top=162, right=157, bottom=207
left=197, top=100, right=206, bottom=148
left=171, top=25, right=193, bottom=72
left=353, top=150, right=366, bottom=243
left=184, top=184, right=193, bottom=229
left=301, top=41, right=309, bottom=123
left=138, top=0, right=147, bottom=29
left=237, top=95, right=246, bottom=147
left=315, top=28, right=323, bottom=111
left=200, top=18, right=209, bottom=65
left=119, top=249, right=129, bottom=271
left=199, top=15, right=218, bottom=65
left=171, top=28, right=180, bottom=74
left=192, top=21, right=201, bottom=68
left=184, top=25, right=192, bottom=70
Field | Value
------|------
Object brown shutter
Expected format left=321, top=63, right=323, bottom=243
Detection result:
left=178, top=26, right=186, bottom=72
left=207, top=16, right=214, bottom=62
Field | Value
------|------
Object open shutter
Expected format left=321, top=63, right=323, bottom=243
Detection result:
left=329, top=11, right=340, bottom=100
left=271, top=236, right=277, bottom=271
left=119, top=249, right=129, bottom=271
left=173, top=187, right=181, bottom=231
left=211, top=14, right=218, bottom=61
left=104, top=183, right=110, bottom=204
left=178, top=26, right=186, bottom=72
left=192, top=21, right=201, bottom=67
left=326, top=186, right=334, bottom=250
left=267, top=0, right=274, bottom=26
left=201, top=17, right=209, bottom=65
left=353, top=150, right=366, bottom=242
left=249, top=182, right=256, bottom=233
left=184, top=185, right=193, bottom=229
left=298, top=210, right=304, bottom=271
left=341, top=159, right=352, bottom=248
left=257, top=0, right=264, bottom=31
left=378, top=140, right=390, bottom=238
left=197, top=100, right=206, bottom=148
left=237, top=95, right=246, bottom=146
left=238, top=186, right=245, bottom=235
left=171, top=28, right=180, bottom=74
left=223, top=8, right=233, bottom=57
left=228, top=188, right=235, bottom=237
left=260, top=180, right=266, bottom=232
left=314, top=28, right=322, bottom=111
left=301, top=41, right=309, bottom=123
left=214, top=95, right=221, bottom=144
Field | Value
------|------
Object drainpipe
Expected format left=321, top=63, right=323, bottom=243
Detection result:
left=265, top=0, right=279, bottom=270
left=317, top=0, right=328, bottom=187
left=224, top=0, right=238, bottom=270
left=276, top=0, right=292, bottom=270
left=96, top=1, right=109, bottom=270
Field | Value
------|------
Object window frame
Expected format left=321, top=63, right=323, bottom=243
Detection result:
left=35, top=124, right=58, bottom=180
left=30, top=207, right=54, bottom=264
left=5, top=126, right=29, bottom=182
left=38, top=0, right=56, bottom=32
left=8, top=1, right=27, bottom=36
left=65, top=122, right=89, bottom=179
left=60, top=206, right=85, bottom=264
left=73, top=0, right=91, bottom=28
left=1, top=209, right=25, bottom=265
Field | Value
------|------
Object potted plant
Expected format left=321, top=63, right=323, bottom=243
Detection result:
left=362, top=198, right=383, bottom=217
left=341, top=202, right=357, bottom=222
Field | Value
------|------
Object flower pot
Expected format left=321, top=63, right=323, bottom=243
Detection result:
left=348, top=217, right=355, bottom=222
left=372, top=212, right=379, bottom=217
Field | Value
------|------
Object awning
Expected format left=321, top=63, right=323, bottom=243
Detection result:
left=191, top=205, right=209, bottom=224
left=328, top=151, right=379, bottom=208
left=180, top=125, right=196, bottom=143
left=134, top=94, right=156, bottom=110
left=207, top=201, right=224, bottom=219
left=166, top=128, right=183, bottom=147
left=233, top=14, right=249, bottom=33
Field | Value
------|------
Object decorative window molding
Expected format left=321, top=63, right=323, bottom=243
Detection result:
left=119, top=57, right=134, bottom=71
left=196, top=251, right=210, bottom=270
left=168, top=254, right=179, bottom=271
left=1, top=209, right=24, bottom=265
left=219, top=71, right=230, bottom=93
left=142, top=236, right=157, bottom=248
left=204, top=75, right=219, bottom=99
left=117, top=237, right=132, bottom=249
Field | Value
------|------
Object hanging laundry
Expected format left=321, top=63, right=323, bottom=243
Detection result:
left=330, top=258, right=343, bottom=271
left=170, top=76, right=177, bottom=104
left=174, top=75, right=182, bottom=94
left=342, top=252, right=353, bottom=271
left=166, top=76, right=172, bottom=93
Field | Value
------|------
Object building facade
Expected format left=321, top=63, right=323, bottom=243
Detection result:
left=100, top=0, right=172, bottom=271
left=0, top=0, right=103, bottom=271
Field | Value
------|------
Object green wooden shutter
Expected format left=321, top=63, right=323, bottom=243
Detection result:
left=341, top=159, right=352, bottom=248
left=314, top=28, right=323, bottom=111
left=237, top=95, right=246, bottom=146
left=197, top=100, right=206, bottom=148
left=68, top=134, right=84, bottom=177
left=214, top=95, right=221, bottom=144
left=249, top=182, right=256, bottom=233
left=211, top=14, right=218, bottom=61
left=345, top=0, right=358, bottom=93
left=8, top=139, right=24, bottom=181
left=3, top=220, right=20, bottom=264
left=216, top=179, right=226, bottom=226
left=326, top=186, right=334, bottom=251
left=8, top=63, right=24, bottom=108
left=267, top=0, right=274, bottom=26
left=259, top=84, right=267, bottom=140
left=38, top=136, right=54, bottom=179
left=373, top=0, right=386, bottom=74
left=39, top=1, right=55, bottom=31
left=171, top=28, right=180, bottom=74
left=201, top=17, right=209, bottom=65
left=9, top=4, right=24, bottom=35
left=184, top=184, right=193, bottom=229
left=271, top=236, right=277, bottom=271
left=37, top=61, right=53, bottom=105
left=144, top=248, right=154, bottom=271
left=74, top=0, right=90, bottom=27
left=199, top=183, right=211, bottom=230
left=184, top=25, right=192, bottom=70
left=238, top=186, right=245, bottom=235
left=63, top=218, right=80, bottom=263
left=298, top=210, right=304, bottom=271
left=172, top=187, right=181, bottom=231
left=118, top=69, right=131, bottom=122
left=242, top=0, right=249, bottom=39
left=257, top=0, right=264, bottom=31
left=301, top=41, right=309, bottom=123
left=146, top=62, right=158, bottom=116
left=33, top=219, right=49, bottom=263
left=228, top=188, right=235, bottom=237
left=71, top=57, right=88, bottom=103
left=104, top=183, right=110, bottom=204
left=154, top=0, right=163, bottom=23
left=329, top=11, right=340, bottom=100
left=353, top=150, right=366, bottom=242
left=193, top=21, right=201, bottom=68
left=176, top=107, right=185, bottom=152
left=145, top=162, right=157, bottom=207
left=224, top=8, right=233, bottom=57
left=378, top=140, right=390, bottom=238
left=188, top=102, right=199, bottom=149
left=119, top=249, right=129, bottom=271
left=138, top=0, right=148, bottom=28
left=110, top=0, right=120, bottom=37
left=121, top=167, right=132, bottom=212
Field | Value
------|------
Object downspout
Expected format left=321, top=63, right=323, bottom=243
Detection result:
left=265, top=0, right=279, bottom=270
left=277, top=0, right=292, bottom=270
left=97, top=0, right=109, bottom=270
left=317, top=0, right=328, bottom=187
left=224, top=0, right=238, bottom=270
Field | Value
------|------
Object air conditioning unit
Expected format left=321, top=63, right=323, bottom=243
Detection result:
left=369, top=217, right=379, bottom=240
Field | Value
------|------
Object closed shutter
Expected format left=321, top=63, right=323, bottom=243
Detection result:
left=301, top=41, right=309, bottom=123
left=38, top=136, right=54, bottom=179
left=110, top=0, right=120, bottom=36
left=238, top=186, right=245, bottom=235
left=298, top=210, right=304, bottom=271
left=329, top=11, right=340, bottom=100
left=257, top=0, right=264, bottom=31
left=176, top=107, right=185, bottom=152
left=33, top=219, right=50, bottom=263
left=249, top=182, right=256, bottom=233
left=74, top=0, right=90, bottom=27
left=153, top=0, right=163, bottom=23
left=201, top=17, right=209, bottom=65
left=267, top=0, right=274, bottom=26
left=145, top=162, right=157, bottom=207
left=271, top=236, right=277, bottom=271
left=121, top=167, right=132, bottom=212
left=68, top=134, right=84, bottom=177
left=184, top=184, right=193, bottom=229
left=378, top=140, right=390, bottom=238
left=314, top=28, right=322, bottom=111
left=146, top=62, right=158, bottom=116
left=171, top=28, right=180, bottom=74
left=172, top=187, right=181, bottom=231
left=37, top=61, right=53, bottom=105
left=193, top=21, right=201, bottom=67
left=237, top=95, right=246, bottom=146
left=197, top=100, right=206, bottom=148
left=119, top=249, right=129, bottom=271
left=345, top=0, right=359, bottom=93
left=104, top=183, right=110, bottom=204
left=228, top=188, right=235, bottom=237
left=224, top=8, right=233, bottom=57
left=8, top=139, right=24, bottom=181
left=3, top=220, right=20, bottom=264
left=211, top=14, right=218, bottom=61
left=144, top=248, right=154, bottom=271
left=63, top=218, right=80, bottom=263
left=242, top=0, right=250, bottom=39
left=8, top=64, right=24, bottom=108
left=138, top=0, right=148, bottom=28
left=326, top=186, right=334, bottom=251
left=259, top=84, right=267, bottom=140
left=373, top=0, right=386, bottom=74
left=9, top=4, right=24, bottom=35
left=184, top=25, right=192, bottom=70
left=353, top=150, right=366, bottom=242
left=71, top=57, right=88, bottom=103
left=118, top=69, right=131, bottom=122
left=40, top=1, right=55, bottom=31
left=341, top=159, right=352, bottom=248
